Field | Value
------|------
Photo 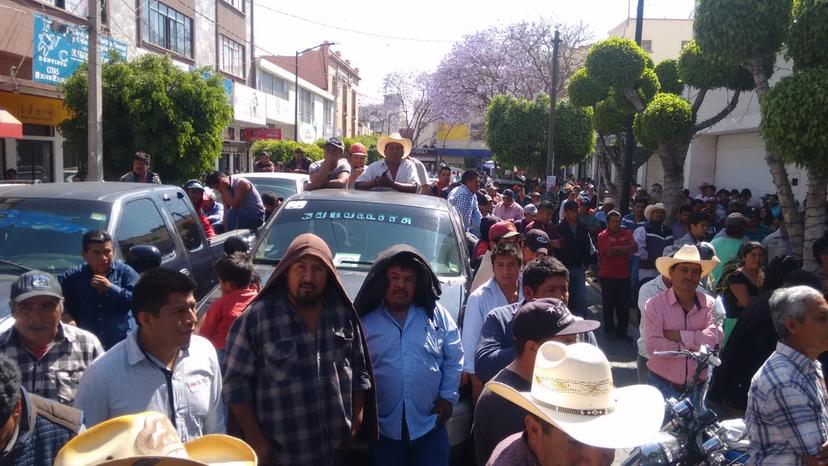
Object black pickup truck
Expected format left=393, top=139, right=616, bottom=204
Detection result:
left=0, top=182, right=253, bottom=326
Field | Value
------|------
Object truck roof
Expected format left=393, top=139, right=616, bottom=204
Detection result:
left=0, top=182, right=180, bottom=202
left=291, top=188, right=453, bottom=211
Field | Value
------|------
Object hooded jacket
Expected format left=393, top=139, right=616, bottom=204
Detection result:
left=223, top=233, right=377, bottom=463
left=353, top=245, right=442, bottom=319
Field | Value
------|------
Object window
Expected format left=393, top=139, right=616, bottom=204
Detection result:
left=641, top=40, right=653, bottom=53
left=323, top=100, right=333, bottom=126
left=220, top=35, right=244, bottom=78
left=221, top=0, right=245, bottom=12
left=116, top=198, right=175, bottom=258
left=16, top=140, right=53, bottom=183
left=143, top=0, right=192, bottom=58
left=166, top=194, right=203, bottom=251
left=299, top=89, right=314, bottom=123
left=258, top=72, right=289, bottom=99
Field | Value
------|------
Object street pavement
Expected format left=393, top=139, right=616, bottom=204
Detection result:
left=583, top=275, right=641, bottom=465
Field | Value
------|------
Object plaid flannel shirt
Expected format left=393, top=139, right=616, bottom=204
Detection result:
left=0, top=323, right=103, bottom=405
left=746, top=342, right=828, bottom=465
left=222, top=290, right=372, bottom=465
left=447, top=184, right=481, bottom=233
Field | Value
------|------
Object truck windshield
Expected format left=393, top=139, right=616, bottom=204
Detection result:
left=0, top=197, right=111, bottom=275
left=255, top=199, right=463, bottom=276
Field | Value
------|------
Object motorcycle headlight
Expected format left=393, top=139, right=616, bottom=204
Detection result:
left=636, top=435, right=681, bottom=465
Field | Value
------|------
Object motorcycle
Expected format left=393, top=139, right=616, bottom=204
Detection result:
left=622, top=345, right=750, bottom=465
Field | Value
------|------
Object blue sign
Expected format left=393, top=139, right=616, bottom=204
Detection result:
left=33, top=14, right=128, bottom=85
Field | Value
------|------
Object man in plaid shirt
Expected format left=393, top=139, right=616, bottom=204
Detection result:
left=447, top=170, right=482, bottom=234
left=0, top=271, right=103, bottom=405
left=746, top=286, right=828, bottom=465
left=222, top=234, right=375, bottom=465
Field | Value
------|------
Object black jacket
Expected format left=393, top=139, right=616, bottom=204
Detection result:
left=555, top=221, right=594, bottom=269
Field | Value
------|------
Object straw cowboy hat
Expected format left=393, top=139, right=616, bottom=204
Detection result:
left=54, top=412, right=256, bottom=466
left=643, top=202, right=666, bottom=220
left=488, top=341, right=663, bottom=449
left=655, top=243, right=720, bottom=279
left=377, top=132, right=412, bottom=158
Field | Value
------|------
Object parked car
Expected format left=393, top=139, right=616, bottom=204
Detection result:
left=196, top=189, right=474, bottom=457
left=0, top=182, right=255, bottom=325
left=235, top=172, right=309, bottom=200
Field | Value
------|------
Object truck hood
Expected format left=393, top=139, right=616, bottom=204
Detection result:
left=253, top=264, right=467, bottom=323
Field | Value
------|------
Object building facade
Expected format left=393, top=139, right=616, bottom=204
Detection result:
left=262, top=44, right=360, bottom=139
left=0, top=0, right=263, bottom=181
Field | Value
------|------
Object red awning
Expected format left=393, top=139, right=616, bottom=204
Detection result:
left=0, top=108, right=22, bottom=138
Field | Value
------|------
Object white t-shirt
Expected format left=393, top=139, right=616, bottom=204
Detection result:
left=356, top=158, right=421, bottom=190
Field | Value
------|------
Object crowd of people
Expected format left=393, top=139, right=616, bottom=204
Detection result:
left=3, top=131, right=828, bottom=466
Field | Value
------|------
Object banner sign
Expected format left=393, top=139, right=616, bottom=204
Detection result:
left=32, top=14, right=128, bottom=85
left=242, top=127, right=281, bottom=141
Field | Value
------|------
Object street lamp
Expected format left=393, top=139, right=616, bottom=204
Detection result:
left=294, top=41, right=335, bottom=142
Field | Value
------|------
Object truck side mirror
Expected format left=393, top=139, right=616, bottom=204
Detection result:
left=127, top=245, right=162, bottom=273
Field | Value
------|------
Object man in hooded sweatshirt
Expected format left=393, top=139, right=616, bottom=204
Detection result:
left=354, top=246, right=464, bottom=466
left=222, top=233, right=376, bottom=466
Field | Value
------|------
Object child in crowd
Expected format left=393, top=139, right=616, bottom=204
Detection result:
left=197, top=252, right=258, bottom=363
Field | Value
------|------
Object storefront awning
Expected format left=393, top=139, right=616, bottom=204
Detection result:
left=0, top=108, right=22, bottom=138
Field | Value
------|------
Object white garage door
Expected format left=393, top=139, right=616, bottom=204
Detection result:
left=714, top=132, right=807, bottom=200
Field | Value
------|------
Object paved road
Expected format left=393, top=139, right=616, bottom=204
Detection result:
left=583, top=276, right=641, bottom=465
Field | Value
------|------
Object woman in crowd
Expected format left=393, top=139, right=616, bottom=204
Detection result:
left=722, top=241, right=767, bottom=319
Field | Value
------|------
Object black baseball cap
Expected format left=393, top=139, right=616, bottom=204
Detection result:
left=525, top=229, right=550, bottom=255
left=133, top=151, right=150, bottom=163
left=324, top=137, right=344, bottom=151
left=11, top=271, right=63, bottom=304
left=512, top=298, right=600, bottom=342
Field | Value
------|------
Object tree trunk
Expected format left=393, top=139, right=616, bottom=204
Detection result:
left=802, top=168, right=828, bottom=272
left=659, top=142, right=690, bottom=224
left=595, top=134, right=618, bottom=201
left=747, top=57, right=805, bottom=260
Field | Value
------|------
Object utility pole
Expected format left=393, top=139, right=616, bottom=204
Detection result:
left=619, top=0, right=645, bottom=214
left=546, top=29, right=561, bottom=178
left=87, top=0, right=103, bottom=181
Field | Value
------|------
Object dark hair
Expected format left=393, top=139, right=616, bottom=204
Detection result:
left=522, top=256, right=569, bottom=291
left=223, top=236, right=250, bottom=255
left=491, top=242, right=523, bottom=267
left=261, top=192, right=278, bottom=206
left=461, top=170, right=479, bottom=185
left=132, top=268, right=196, bottom=322
left=562, top=200, right=578, bottom=212
left=782, top=270, right=823, bottom=290
left=294, top=148, right=304, bottom=155
left=4, top=168, right=16, bottom=177
left=764, top=255, right=802, bottom=291
left=725, top=219, right=747, bottom=238
left=479, top=216, right=502, bottom=242
left=82, top=229, right=112, bottom=251
left=606, top=210, right=622, bottom=222
left=633, top=197, right=649, bottom=206
left=204, top=170, right=225, bottom=187
left=814, top=236, right=828, bottom=266
left=439, top=166, right=451, bottom=174
left=691, top=198, right=704, bottom=206
left=527, top=413, right=554, bottom=435
left=679, top=205, right=692, bottom=215
left=0, top=354, right=21, bottom=426
left=688, top=212, right=709, bottom=226
left=740, top=188, right=752, bottom=199
left=537, top=201, right=554, bottom=213
left=683, top=189, right=690, bottom=196
left=215, top=252, right=254, bottom=288
left=738, top=241, right=766, bottom=264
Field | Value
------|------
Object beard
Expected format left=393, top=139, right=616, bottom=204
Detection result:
left=292, top=286, right=325, bottom=309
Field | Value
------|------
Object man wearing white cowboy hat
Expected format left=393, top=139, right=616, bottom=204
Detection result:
left=354, top=132, right=421, bottom=193
left=643, top=244, right=723, bottom=402
left=54, top=411, right=256, bottom=466
left=486, top=341, right=664, bottom=465
left=633, top=202, right=673, bottom=288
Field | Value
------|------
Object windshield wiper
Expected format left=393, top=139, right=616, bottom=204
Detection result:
left=338, top=260, right=374, bottom=266
left=0, top=259, right=32, bottom=273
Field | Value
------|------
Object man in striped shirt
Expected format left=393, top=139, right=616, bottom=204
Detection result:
left=746, top=286, right=828, bottom=465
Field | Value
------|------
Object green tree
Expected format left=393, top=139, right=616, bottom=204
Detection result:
left=569, top=38, right=747, bottom=218
left=60, top=54, right=232, bottom=184
left=485, top=94, right=594, bottom=177
left=695, top=0, right=827, bottom=266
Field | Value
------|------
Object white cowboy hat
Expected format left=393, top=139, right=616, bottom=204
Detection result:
left=54, top=411, right=257, bottom=466
left=655, top=243, right=720, bottom=279
left=643, top=202, right=666, bottom=220
left=377, top=132, right=412, bottom=158
left=488, top=341, right=664, bottom=449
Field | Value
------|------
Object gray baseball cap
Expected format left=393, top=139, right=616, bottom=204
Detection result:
left=10, top=271, right=63, bottom=304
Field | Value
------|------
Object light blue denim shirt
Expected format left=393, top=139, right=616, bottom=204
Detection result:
left=74, top=331, right=225, bottom=441
left=361, top=302, right=464, bottom=441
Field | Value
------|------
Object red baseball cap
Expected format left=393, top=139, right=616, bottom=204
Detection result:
left=489, top=221, right=521, bottom=241
left=349, top=143, right=368, bottom=156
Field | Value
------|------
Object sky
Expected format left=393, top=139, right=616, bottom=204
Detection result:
left=253, top=0, right=696, bottom=103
